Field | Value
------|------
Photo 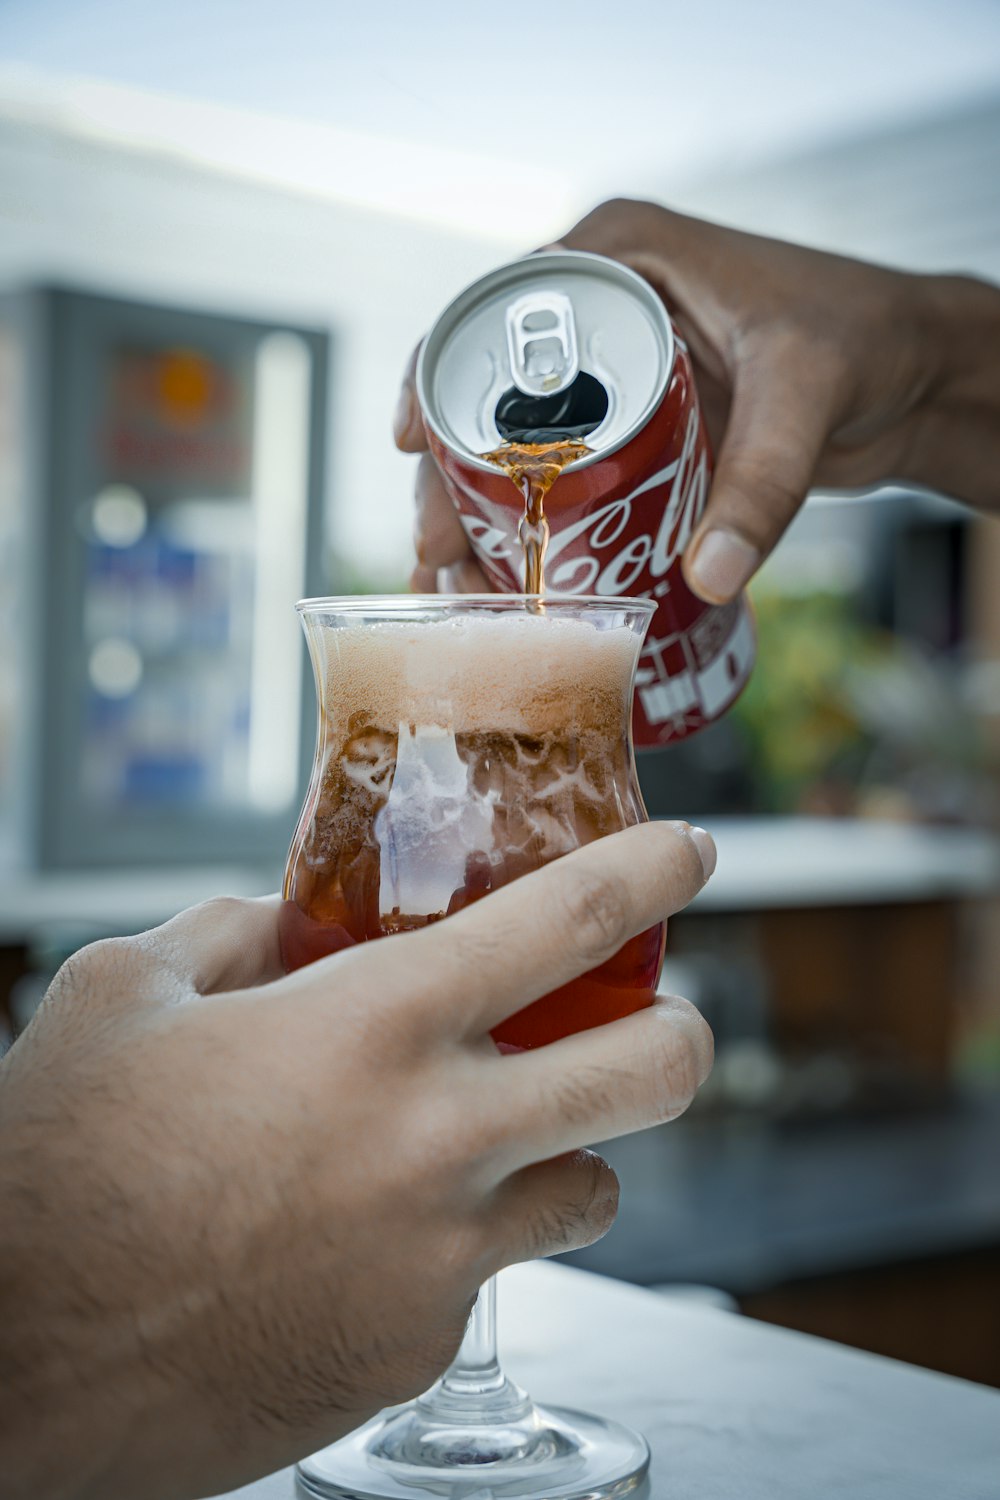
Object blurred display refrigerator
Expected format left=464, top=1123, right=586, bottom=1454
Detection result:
left=0, top=287, right=329, bottom=871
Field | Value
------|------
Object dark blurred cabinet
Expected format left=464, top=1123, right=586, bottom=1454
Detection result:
left=754, top=901, right=957, bottom=1085
left=563, top=817, right=1000, bottom=1388
left=743, top=1246, right=1000, bottom=1389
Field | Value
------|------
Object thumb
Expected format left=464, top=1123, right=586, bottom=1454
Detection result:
left=683, top=347, right=837, bottom=603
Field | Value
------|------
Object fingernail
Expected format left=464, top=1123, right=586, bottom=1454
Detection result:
left=393, top=385, right=416, bottom=446
left=687, top=529, right=760, bottom=603
left=686, top=824, right=717, bottom=881
left=437, top=566, right=458, bottom=594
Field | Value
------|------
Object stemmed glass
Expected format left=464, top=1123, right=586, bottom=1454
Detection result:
left=281, top=594, right=662, bottom=1500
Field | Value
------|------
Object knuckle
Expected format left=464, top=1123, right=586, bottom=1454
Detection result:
left=558, top=869, right=632, bottom=968
left=573, top=1151, right=620, bottom=1243
left=70, top=934, right=140, bottom=979
left=525, top=1155, right=620, bottom=1258
left=663, top=823, right=710, bottom=901
left=405, top=1084, right=510, bottom=1194
left=591, top=194, right=652, bottom=224
left=42, top=935, right=145, bottom=1021
left=334, top=942, right=426, bottom=1029
left=721, top=457, right=805, bottom=529
left=443, top=922, right=511, bottom=994
left=191, top=894, right=251, bottom=927
left=571, top=196, right=675, bottom=253
left=414, top=452, right=443, bottom=510
left=522, top=1205, right=576, bottom=1259
left=667, top=992, right=714, bottom=1078
left=551, top=1064, right=619, bottom=1134
left=593, top=193, right=638, bottom=221
left=646, top=1020, right=706, bottom=1122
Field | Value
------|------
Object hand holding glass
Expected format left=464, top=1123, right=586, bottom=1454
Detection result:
left=281, top=595, right=665, bottom=1500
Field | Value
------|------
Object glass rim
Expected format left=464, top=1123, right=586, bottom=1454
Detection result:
left=295, top=592, right=656, bottom=617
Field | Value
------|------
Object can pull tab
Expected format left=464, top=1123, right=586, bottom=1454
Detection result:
left=504, top=291, right=579, bottom=397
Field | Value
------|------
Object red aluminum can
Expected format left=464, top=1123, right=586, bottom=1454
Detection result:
left=416, top=250, right=755, bottom=747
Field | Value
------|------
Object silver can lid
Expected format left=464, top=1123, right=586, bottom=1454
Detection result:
left=417, top=250, right=674, bottom=473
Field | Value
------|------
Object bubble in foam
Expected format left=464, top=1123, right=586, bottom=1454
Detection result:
left=306, top=613, right=638, bottom=737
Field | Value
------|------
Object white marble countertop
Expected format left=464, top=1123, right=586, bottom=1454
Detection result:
left=212, top=1261, right=1000, bottom=1500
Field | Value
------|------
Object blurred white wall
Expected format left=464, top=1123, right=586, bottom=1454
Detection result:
left=671, top=94, right=1000, bottom=280
left=3, top=0, right=999, bottom=213
left=0, top=99, right=516, bottom=582
left=1, top=57, right=998, bottom=582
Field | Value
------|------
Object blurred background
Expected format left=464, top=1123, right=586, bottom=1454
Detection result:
left=2, top=0, right=1000, bottom=1387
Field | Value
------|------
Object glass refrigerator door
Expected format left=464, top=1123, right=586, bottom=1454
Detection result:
left=80, top=336, right=312, bottom=818
left=41, top=292, right=327, bottom=869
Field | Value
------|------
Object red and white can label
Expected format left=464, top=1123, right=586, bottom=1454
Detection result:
left=426, top=337, right=755, bottom=748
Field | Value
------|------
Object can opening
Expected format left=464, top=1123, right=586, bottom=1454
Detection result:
left=494, top=371, right=609, bottom=443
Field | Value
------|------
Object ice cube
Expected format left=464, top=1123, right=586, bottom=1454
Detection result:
left=376, top=724, right=495, bottom=920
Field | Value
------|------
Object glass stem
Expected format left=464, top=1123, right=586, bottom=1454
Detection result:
left=417, top=1275, right=530, bottom=1423
left=441, top=1277, right=504, bottom=1398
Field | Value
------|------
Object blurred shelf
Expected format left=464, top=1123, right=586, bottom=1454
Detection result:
left=0, top=817, right=997, bottom=947
left=0, top=864, right=276, bottom=944
left=682, top=816, right=1000, bottom=911
left=564, top=1090, right=1000, bottom=1294
left=808, top=484, right=971, bottom=520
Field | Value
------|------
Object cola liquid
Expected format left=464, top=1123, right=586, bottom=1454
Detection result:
left=479, top=438, right=592, bottom=595
left=280, top=610, right=664, bottom=1050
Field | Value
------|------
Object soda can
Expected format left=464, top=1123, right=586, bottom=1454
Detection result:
left=416, top=249, right=756, bottom=748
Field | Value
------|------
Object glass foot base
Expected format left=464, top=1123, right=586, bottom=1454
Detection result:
left=296, top=1399, right=650, bottom=1499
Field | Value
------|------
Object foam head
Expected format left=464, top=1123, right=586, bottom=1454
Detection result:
left=306, top=612, right=639, bottom=739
